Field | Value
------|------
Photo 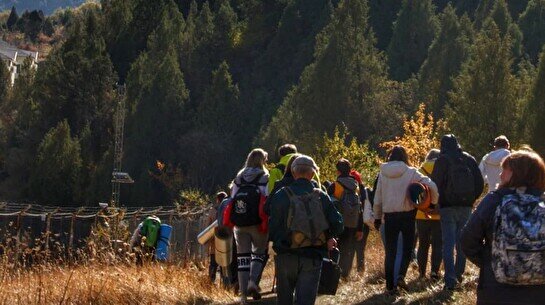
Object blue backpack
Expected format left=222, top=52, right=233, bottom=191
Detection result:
left=492, top=192, right=545, bottom=285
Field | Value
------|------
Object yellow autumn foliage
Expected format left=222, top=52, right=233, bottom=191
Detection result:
left=380, top=103, right=447, bottom=167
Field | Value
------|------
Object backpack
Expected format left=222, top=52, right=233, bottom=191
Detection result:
left=334, top=181, right=361, bottom=228
left=445, top=155, right=475, bottom=205
left=284, top=187, right=330, bottom=248
left=141, top=216, right=161, bottom=247
left=229, top=173, right=266, bottom=227
left=492, top=192, right=545, bottom=285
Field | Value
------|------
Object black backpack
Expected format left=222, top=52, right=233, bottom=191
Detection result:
left=445, top=155, right=475, bottom=205
left=230, top=173, right=265, bottom=227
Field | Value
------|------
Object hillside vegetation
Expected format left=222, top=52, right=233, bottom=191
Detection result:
left=0, top=0, right=543, bottom=206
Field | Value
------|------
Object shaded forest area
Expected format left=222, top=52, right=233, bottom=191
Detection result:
left=0, top=0, right=544, bottom=207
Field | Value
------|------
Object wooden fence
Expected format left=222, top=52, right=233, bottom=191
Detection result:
left=0, top=203, right=211, bottom=262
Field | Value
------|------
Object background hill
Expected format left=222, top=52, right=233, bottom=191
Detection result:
left=0, top=0, right=85, bottom=15
left=0, top=0, right=543, bottom=206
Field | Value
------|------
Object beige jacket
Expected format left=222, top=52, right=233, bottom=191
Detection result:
left=373, top=161, right=439, bottom=219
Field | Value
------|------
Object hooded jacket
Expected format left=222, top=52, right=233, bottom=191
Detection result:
left=267, top=154, right=294, bottom=194
left=479, top=148, right=510, bottom=192
left=327, top=175, right=364, bottom=230
left=373, top=161, right=439, bottom=220
left=231, top=167, right=270, bottom=197
left=431, top=134, right=484, bottom=208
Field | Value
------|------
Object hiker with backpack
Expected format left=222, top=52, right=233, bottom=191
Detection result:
left=327, top=159, right=364, bottom=278
left=416, top=149, right=442, bottom=281
left=479, top=135, right=511, bottom=192
left=130, top=215, right=162, bottom=264
left=461, top=150, right=545, bottom=304
left=267, top=144, right=297, bottom=194
left=373, top=146, right=439, bottom=294
left=268, top=155, right=343, bottom=305
left=431, top=134, right=484, bottom=290
left=225, top=148, right=270, bottom=305
left=207, top=191, right=229, bottom=282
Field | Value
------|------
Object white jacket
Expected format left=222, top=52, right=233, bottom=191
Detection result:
left=373, top=161, right=439, bottom=219
left=479, top=148, right=510, bottom=192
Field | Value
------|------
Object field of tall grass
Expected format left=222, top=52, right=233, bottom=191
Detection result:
left=0, top=227, right=478, bottom=305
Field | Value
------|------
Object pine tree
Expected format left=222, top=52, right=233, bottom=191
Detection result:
left=34, top=10, right=117, bottom=162
left=526, top=46, right=545, bottom=155
left=124, top=5, right=189, bottom=204
left=519, top=0, right=545, bottom=63
left=6, top=6, right=18, bottom=30
left=30, top=120, right=82, bottom=205
left=369, top=0, right=402, bottom=50
left=197, top=61, right=240, bottom=134
left=419, top=5, right=473, bottom=117
left=249, top=0, right=334, bottom=127
left=260, top=0, right=389, bottom=151
left=446, top=21, right=518, bottom=157
left=455, top=0, right=480, bottom=17
left=508, top=0, right=530, bottom=19
left=489, top=0, right=524, bottom=58
left=0, top=62, right=10, bottom=107
left=387, top=0, right=439, bottom=81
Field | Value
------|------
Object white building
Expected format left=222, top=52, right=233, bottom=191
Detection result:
left=0, top=40, right=39, bottom=85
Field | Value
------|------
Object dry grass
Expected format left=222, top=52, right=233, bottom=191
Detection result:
left=0, top=230, right=478, bottom=305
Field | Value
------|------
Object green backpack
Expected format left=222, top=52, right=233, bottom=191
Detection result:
left=141, top=216, right=161, bottom=247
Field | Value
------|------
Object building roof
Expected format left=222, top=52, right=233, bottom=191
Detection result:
left=0, top=40, right=38, bottom=62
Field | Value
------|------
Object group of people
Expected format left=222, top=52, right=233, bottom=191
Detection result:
left=205, top=135, right=545, bottom=305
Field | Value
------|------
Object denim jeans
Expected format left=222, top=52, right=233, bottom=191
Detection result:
left=275, top=253, right=322, bottom=305
left=380, top=224, right=403, bottom=285
left=440, top=206, right=472, bottom=288
left=383, top=210, right=417, bottom=290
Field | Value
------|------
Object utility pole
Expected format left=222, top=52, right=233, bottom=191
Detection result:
left=110, top=84, right=133, bottom=207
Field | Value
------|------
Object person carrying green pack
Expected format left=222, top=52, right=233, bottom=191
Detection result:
left=130, top=215, right=162, bottom=264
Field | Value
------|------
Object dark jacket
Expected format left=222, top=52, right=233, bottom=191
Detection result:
left=431, top=135, right=484, bottom=208
left=264, top=175, right=319, bottom=215
left=327, top=175, right=364, bottom=231
left=461, top=188, right=545, bottom=305
left=268, top=178, right=344, bottom=258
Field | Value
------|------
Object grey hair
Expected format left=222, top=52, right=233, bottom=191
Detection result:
left=292, top=165, right=315, bottom=176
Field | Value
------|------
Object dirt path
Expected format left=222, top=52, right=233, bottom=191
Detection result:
left=219, top=232, right=478, bottom=305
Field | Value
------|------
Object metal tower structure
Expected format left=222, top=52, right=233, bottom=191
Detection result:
left=111, top=84, right=133, bottom=207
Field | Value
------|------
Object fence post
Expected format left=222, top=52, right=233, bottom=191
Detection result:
left=68, top=213, right=76, bottom=255
left=15, top=211, right=23, bottom=263
left=44, top=212, right=52, bottom=251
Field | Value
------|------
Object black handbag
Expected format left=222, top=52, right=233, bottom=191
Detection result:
left=318, top=247, right=341, bottom=295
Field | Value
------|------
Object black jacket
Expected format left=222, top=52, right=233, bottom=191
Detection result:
left=431, top=135, right=484, bottom=208
left=461, top=188, right=545, bottom=305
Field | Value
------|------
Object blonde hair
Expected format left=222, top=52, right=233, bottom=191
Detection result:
left=244, top=148, right=268, bottom=169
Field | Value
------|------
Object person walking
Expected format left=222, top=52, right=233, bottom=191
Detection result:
left=327, top=159, right=364, bottom=278
left=461, top=150, right=545, bottom=304
left=373, top=146, right=439, bottom=294
left=268, top=155, right=343, bottom=305
left=431, top=134, right=484, bottom=290
left=479, top=135, right=511, bottom=192
left=416, top=149, right=442, bottom=280
left=207, top=191, right=228, bottom=282
left=228, top=148, right=270, bottom=304
left=268, top=144, right=297, bottom=194
left=351, top=169, right=371, bottom=275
